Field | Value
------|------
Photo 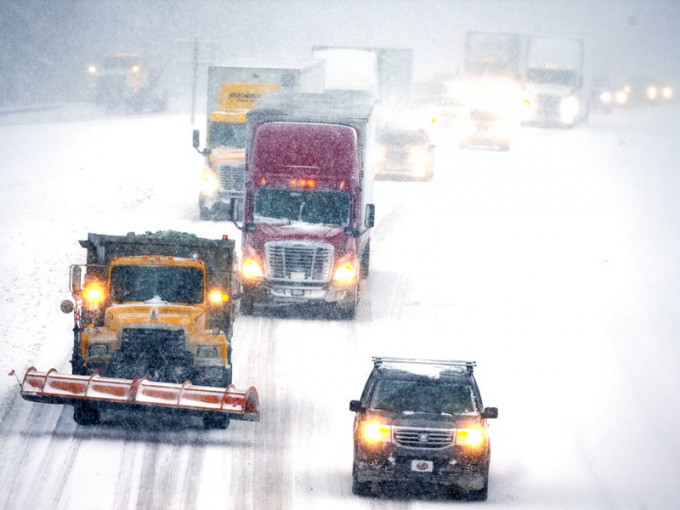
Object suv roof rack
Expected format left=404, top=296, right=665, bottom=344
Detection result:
left=372, top=356, right=476, bottom=374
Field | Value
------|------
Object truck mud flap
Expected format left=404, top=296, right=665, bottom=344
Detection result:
left=18, top=367, right=259, bottom=422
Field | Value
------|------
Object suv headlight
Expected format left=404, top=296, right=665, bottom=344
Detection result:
left=456, top=425, right=485, bottom=447
left=361, top=421, right=392, bottom=445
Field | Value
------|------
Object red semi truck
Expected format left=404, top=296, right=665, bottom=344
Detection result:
left=236, top=91, right=376, bottom=319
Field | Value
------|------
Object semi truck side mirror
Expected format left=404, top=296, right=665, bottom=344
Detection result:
left=192, top=129, right=200, bottom=149
left=364, top=204, right=375, bottom=228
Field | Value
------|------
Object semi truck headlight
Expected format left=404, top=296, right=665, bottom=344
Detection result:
left=559, top=96, right=579, bottom=125
left=333, top=257, right=357, bottom=285
left=83, top=283, right=106, bottom=307
left=200, top=167, right=220, bottom=194
left=362, top=421, right=392, bottom=444
left=456, top=425, right=485, bottom=447
left=241, top=258, right=264, bottom=279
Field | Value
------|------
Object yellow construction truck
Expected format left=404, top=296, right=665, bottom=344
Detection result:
left=192, top=58, right=325, bottom=220
left=18, top=231, right=259, bottom=429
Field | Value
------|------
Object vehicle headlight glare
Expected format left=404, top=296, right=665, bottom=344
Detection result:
left=83, top=284, right=106, bottom=306
left=362, top=422, right=391, bottom=444
left=560, top=96, right=579, bottom=125
left=200, top=167, right=220, bottom=194
left=457, top=426, right=485, bottom=447
left=241, top=258, right=264, bottom=279
left=333, top=261, right=357, bottom=284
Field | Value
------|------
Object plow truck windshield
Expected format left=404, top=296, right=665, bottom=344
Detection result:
left=110, top=265, right=205, bottom=303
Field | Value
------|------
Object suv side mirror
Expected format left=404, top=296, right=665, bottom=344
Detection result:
left=349, top=400, right=363, bottom=413
left=482, top=407, right=499, bottom=419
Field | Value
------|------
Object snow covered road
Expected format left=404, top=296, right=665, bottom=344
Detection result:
left=1, top=103, right=679, bottom=509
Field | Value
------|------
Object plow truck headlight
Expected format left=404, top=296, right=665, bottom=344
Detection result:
left=361, top=421, right=392, bottom=445
left=209, top=289, right=230, bottom=304
left=456, top=425, right=485, bottom=448
left=333, top=257, right=357, bottom=285
left=241, top=258, right=264, bottom=280
left=88, top=343, right=109, bottom=358
left=83, top=283, right=106, bottom=307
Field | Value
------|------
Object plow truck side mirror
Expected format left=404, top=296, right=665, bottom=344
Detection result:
left=70, top=265, right=82, bottom=293
left=60, top=300, right=74, bottom=314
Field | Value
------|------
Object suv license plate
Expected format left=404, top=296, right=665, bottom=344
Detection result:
left=411, top=460, right=434, bottom=473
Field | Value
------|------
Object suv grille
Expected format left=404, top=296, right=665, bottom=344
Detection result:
left=393, top=427, right=454, bottom=449
left=264, top=241, right=334, bottom=282
left=218, top=163, right=246, bottom=193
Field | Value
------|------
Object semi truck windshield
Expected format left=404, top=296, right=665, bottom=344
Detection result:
left=110, top=266, right=205, bottom=303
left=254, top=188, right=351, bottom=226
left=209, top=122, right=247, bottom=148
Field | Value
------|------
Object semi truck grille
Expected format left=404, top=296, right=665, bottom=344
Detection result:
left=218, top=164, right=246, bottom=193
left=264, top=241, right=334, bottom=282
left=393, top=427, right=454, bottom=449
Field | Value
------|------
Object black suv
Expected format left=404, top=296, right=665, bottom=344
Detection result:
left=349, top=357, right=498, bottom=500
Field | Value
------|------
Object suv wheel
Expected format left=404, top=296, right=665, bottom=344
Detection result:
left=351, top=462, right=372, bottom=496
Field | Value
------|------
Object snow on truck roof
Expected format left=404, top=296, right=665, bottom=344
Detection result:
left=248, top=91, right=376, bottom=124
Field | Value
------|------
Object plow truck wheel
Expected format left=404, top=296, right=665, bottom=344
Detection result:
left=73, top=404, right=101, bottom=426
left=203, top=414, right=230, bottom=430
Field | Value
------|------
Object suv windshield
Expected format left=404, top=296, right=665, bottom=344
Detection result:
left=110, top=266, right=204, bottom=304
left=370, top=379, right=476, bottom=415
left=254, top=188, right=351, bottom=226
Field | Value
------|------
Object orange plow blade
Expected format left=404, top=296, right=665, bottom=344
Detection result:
left=19, top=367, right=260, bottom=422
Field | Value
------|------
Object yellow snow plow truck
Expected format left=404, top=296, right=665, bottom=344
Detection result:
left=19, top=231, right=259, bottom=429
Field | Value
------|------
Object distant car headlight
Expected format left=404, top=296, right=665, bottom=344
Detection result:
left=407, top=147, right=432, bottom=174
left=599, top=91, right=613, bottom=104
left=615, top=90, right=629, bottom=105
left=559, top=96, right=580, bottom=125
left=373, top=145, right=386, bottom=167
left=662, top=86, right=673, bottom=100
left=646, top=85, right=658, bottom=101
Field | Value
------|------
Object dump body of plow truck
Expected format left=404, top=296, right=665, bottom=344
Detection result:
left=193, top=59, right=326, bottom=221
left=239, top=91, right=376, bottom=319
left=18, top=231, right=259, bottom=428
